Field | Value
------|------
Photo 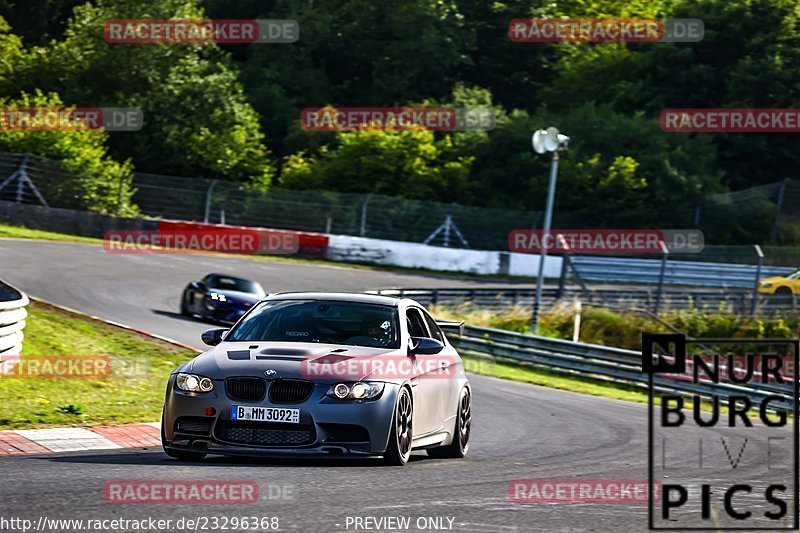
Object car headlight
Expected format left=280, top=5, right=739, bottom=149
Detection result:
left=176, top=373, right=214, bottom=392
left=761, top=283, right=772, bottom=288
left=326, top=382, right=384, bottom=400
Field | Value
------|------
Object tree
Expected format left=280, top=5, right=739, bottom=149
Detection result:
left=280, top=126, right=475, bottom=202
left=0, top=90, right=136, bottom=215
left=16, top=0, right=274, bottom=182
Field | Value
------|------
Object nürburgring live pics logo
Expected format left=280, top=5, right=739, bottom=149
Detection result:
left=644, top=333, right=799, bottom=530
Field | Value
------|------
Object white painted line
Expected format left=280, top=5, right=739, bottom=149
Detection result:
left=16, top=428, right=122, bottom=452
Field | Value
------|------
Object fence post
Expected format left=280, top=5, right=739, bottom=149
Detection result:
left=204, top=180, right=218, bottom=224
left=751, top=244, right=763, bottom=315
left=654, top=241, right=669, bottom=315
left=360, top=194, right=372, bottom=237
left=556, top=256, right=568, bottom=299
left=115, top=170, right=126, bottom=217
left=770, top=179, right=789, bottom=243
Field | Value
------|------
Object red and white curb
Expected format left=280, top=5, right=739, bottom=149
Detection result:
left=0, top=422, right=161, bottom=455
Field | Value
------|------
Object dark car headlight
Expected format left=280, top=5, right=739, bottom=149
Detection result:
left=326, top=382, right=384, bottom=400
left=176, top=373, right=214, bottom=392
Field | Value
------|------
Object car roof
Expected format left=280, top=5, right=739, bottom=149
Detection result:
left=264, top=292, right=402, bottom=307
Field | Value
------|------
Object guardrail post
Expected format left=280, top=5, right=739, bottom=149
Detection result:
left=751, top=244, right=763, bottom=315
left=654, top=241, right=669, bottom=315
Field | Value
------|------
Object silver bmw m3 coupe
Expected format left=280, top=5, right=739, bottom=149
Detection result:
left=161, top=292, right=471, bottom=465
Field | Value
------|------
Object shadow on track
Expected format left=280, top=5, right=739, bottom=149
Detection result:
left=33, top=449, right=433, bottom=468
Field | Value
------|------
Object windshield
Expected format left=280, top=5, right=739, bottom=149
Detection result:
left=208, top=276, right=265, bottom=296
left=227, top=300, right=400, bottom=348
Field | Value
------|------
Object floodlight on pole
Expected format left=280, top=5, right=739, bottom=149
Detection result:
left=531, top=127, right=569, bottom=334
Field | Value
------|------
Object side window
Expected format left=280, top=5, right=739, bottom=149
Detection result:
left=406, top=308, right=429, bottom=338
left=421, top=310, right=445, bottom=343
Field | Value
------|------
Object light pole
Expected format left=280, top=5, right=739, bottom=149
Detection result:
left=531, top=127, right=570, bottom=334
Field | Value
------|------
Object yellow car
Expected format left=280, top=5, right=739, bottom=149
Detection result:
left=758, top=270, right=800, bottom=296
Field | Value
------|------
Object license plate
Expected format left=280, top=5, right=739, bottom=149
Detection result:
left=231, top=405, right=300, bottom=423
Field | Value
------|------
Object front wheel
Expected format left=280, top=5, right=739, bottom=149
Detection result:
left=383, top=388, right=413, bottom=466
left=427, top=387, right=471, bottom=459
left=180, top=293, right=191, bottom=316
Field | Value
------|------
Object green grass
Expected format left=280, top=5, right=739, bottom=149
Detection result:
left=0, top=301, right=197, bottom=429
left=0, top=223, right=102, bottom=244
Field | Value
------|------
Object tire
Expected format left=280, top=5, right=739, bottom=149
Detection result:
left=161, top=418, right=206, bottom=461
left=180, top=294, right=191, bottom=316
left=383, top=387, right=413, bottom=466
left=775, top=287, right=793, bottom=297
left=427, top=387, right=471, bottom=459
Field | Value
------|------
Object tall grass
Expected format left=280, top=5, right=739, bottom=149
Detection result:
left=432, top=303, right=799, bottom=351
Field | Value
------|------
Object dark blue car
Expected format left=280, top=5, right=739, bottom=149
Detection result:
left=180, top=273, right=266, bottom=324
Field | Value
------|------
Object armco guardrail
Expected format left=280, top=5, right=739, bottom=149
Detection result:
left=451, top=325, right=794, bottom=408
left=569, top=255, right=792, bottom=288
left=0, top=281, right=27, bottom=363
left=371, top=287, right=799, bottom=314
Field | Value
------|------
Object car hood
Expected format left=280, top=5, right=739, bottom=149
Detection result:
left=759, top=276, right=787, bottom=284
left=187, top=341, right=407, bottom=384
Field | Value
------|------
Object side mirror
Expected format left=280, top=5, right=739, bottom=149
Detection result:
left=201, top=328, right=228, bottom=346
left=409, top=337, right=444, bottom=355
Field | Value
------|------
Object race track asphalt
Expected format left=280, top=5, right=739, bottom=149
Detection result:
left=0, top=238, right=792, bottom=532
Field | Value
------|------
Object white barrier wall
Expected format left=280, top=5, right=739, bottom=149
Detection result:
left=327, top=235, right=563, bottom=277
left=508, top=251, right=563, bottom=278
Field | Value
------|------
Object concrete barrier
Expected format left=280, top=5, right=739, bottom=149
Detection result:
left=327, top=235, right=563, bottom=276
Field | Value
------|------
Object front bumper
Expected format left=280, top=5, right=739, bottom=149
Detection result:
left=163, top=376, right=399, bottom=457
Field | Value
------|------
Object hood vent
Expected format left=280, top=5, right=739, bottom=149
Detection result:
left=227, top=350, right=251, bottom=360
